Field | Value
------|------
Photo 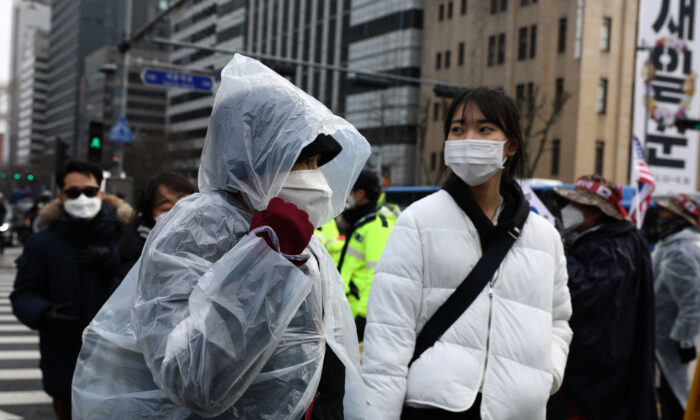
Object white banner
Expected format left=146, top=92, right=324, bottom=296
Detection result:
left=633, top=0, right=700, bottom=195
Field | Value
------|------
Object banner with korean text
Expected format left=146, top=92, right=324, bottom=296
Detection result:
left=633, top=0, right=700, bottom=194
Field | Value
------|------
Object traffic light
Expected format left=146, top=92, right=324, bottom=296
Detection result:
left=27, top=173, right=35, bottom=181
left=13, top=173, right=21, bottom=180
left=675, top=118, right=700, bottom=134
left=88, top=121, right=104, bottom=165
left=0, top=172, right=6, bottom=179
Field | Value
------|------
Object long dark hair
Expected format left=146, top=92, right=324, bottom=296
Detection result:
left=443, top=87, right=527, bottom=180
left=139, top=171, right=197, bottom=228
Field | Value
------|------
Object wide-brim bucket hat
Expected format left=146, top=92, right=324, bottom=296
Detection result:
left=554, top=174, right=629, bottom=221
left=656, top=193, right=700, bottom=228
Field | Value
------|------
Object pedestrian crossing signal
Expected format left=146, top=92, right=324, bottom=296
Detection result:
left=88, top=121, right=104, bottom=165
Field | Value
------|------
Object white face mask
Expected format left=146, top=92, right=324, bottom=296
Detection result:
left=561, top=204, right=585, bottom=232
left=444, top=139, right=507, bottom=186
left=346, top=193, right=356, bottom=209
left=64, top=194, right=102, bottom=219
left=277, top=169, right=333, bottom=228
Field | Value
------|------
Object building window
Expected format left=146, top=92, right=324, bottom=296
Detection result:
left=529, top=25, right=537, bottom=58
left=439, top=4, right=444, bottom=21
left=595, top=141, right=605, bottom=175
left=597, top=78, right=608, bottom=114
left=436, top=52, right=442, bottom=70
left=500, top=0, right=507, bottom=11
left=445, top=50, right=451, bottom=68
left=555, top=78, right=564, bottom=105
left=601, top=17, right=612, bottom=52
left=497, top=33, right=506, bottom=64
left=488, top=36, right=496, bottom=66
left=527, top=82, right=534, bottom=105
left=518, top=27, right=527, bottom=60
left=521, top=0, right=530, bottom=4
left=458, top=42, right=465, bottom=66
left=433, top=102, right=440, bottom=121
left=551, top=139, right=560, bottom=175
left=431, top=152, right=437, bottom=170
left=490, top=0, right=498, bottom=14
left=448, top=1, right=453, bottom=18
left=516, top=83, right=525, bottom=105
left=461, top=0, right=467, bottom=14
left=558, top=18, right=567, bottom=53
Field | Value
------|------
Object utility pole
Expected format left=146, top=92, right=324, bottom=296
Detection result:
left=114, top=0, right=132, bottom=177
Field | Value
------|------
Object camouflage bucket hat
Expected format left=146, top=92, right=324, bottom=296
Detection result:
left=554, top=174, right=629, bottom=221
left=656, top=193, right=700, bottom=229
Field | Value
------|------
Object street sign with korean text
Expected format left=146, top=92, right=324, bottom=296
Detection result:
left=109, top=117, right=134, bottom=143
left=140, top=68, right=214, bottom=92
left=632, top=0, right=700, bottom=194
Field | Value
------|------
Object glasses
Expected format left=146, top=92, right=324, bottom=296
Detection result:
left=63, top=186, right=99, bottom=199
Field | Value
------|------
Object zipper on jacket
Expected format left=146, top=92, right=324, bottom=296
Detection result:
left=479, top=268, right=502, bottom=391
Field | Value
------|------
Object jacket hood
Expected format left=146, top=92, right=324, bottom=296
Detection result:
left=39, top=194, right=133, bottom=228
left=198, top=54, right=370, bottom=225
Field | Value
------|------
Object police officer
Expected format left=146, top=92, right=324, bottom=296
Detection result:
left=338, top=169, right=394, bottom=341
left=315, top=218, right=344, bottom=266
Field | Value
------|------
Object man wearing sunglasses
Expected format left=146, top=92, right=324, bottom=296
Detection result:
left=10, top=160, right=133, bottom=420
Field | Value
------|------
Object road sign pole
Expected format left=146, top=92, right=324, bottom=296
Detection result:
left=116, top=0, right=132, bottom=177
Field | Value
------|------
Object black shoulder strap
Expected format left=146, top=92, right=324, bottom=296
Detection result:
left=409, top=188, right=528, bottom=366
left=337, top=212, right=376, bottom=271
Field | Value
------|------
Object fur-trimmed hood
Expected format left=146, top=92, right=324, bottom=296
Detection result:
left=39, top=194, right=134, bottom=228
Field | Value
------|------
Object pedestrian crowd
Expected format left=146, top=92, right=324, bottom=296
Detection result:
left=9, top=55, right=700, bottom=419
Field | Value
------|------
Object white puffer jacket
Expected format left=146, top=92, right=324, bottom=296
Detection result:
left=362, top=189, right=572, bottom=420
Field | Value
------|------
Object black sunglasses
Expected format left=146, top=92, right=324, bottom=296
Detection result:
left=63, top=186, right=100, bottom=199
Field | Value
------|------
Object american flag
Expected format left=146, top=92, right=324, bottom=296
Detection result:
left=629, top=136, right=656, bottom=228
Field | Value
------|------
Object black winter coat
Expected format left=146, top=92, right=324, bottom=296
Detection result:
left=10, top=196, right=131, bottom=399
left=547, top=220, right=657, bottom=420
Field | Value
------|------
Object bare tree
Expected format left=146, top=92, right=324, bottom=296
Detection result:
left=519, top=85, right=571, bottom=178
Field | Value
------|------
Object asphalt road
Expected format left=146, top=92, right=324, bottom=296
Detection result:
left=0, top=246, right=55, bottom=419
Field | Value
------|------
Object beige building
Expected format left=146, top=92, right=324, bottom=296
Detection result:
left=419, top=0, right=639, bottom=185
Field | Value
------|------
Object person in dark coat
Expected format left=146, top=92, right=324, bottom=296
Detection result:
left=113, top=171, right=196, bottom=291
left=547, top=174, right=657, bottom=420
left=10, top=161, right=132, bottom=420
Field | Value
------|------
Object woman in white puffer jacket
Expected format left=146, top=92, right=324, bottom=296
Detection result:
left=361, top=87, right=573, bottom=420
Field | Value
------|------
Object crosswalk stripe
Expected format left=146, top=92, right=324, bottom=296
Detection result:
left=0, top=409, right=22, bottom=419
left=0, top=351, right=39, bottom=360
left=0, top=315, right=18, bottom=322
left=0, top=369, right=42, bottom=380
left=0, top=325, right=31, bottom=332
left=0, top=391, right=51, bottom=406
left=0, top=336, right=38, bottom=344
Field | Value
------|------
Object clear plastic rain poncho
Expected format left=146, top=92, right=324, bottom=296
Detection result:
left=71, top=54, right=372, bottom=419
left=653, top=227, right=700, bottom=408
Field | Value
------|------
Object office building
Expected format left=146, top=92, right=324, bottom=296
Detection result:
left=7, top=0, right=50, bottom=167
left=167, top=0, right=423, bottom=184
left=420, top=0, right=638, bottom=185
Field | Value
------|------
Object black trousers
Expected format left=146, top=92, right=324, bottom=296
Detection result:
left=658, top=371, right=684, bottom=420
left=401, top=394, right=482, bottom=420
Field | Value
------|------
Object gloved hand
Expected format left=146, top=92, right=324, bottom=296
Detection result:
left=40, top=303, right=80, bottom=336
left=250, top=197, right=314, bottom=266
left=677, top=342, right=697, bottom=364
left=75, top=245, right=111, bottom=268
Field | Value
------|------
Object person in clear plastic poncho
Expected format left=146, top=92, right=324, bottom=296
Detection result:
left=71, top=54, right=373, bottom=420
left=653, top=194, right=700, bottom=416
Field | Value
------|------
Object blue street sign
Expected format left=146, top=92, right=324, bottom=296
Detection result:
left=140, top=68, right=214, bottom=92
left=109, top=117, right=134, bottom=143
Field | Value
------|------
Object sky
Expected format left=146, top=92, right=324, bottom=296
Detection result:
left=0, top=0, right=13, bottom=135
